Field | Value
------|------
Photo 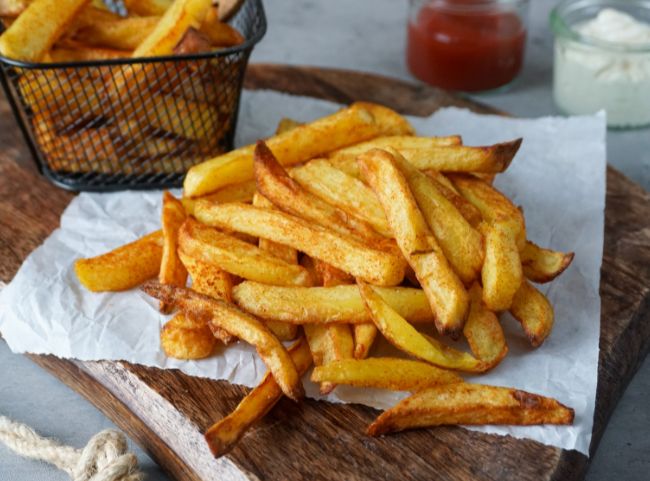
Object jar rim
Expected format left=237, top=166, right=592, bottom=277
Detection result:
left=550, top=0, right=650, bottom=52
left=414, top=0, right=528, bottom=14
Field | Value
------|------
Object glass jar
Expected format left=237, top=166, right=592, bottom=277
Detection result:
left=406, top=0, right=530, bottom=92
left=551, top=0, right=650, bottom=129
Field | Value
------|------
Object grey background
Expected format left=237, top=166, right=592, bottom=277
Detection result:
left=1, top=0, right=648, bottom=479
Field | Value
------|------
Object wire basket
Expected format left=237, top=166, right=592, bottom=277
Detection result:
left=0, top=0, right=266, bottom=192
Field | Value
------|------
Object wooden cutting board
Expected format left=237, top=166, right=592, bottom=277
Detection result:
left=1, top=64, right=649, bottom=481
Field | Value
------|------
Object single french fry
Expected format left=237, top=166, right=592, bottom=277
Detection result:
left=74, top=14, right=160, bottom=50
left=353, top=323, right=378, bottom=359
left=367, top=383, right=574, bottom=436
left=75, top=231, right=163, bottom=292
left=480, top=223, right=523, bottom=311
left=358, top=281, right=487, bottom=373
left=183, top=102, right=413, bottom=197
left=358, top=149, right=469, bottom=336
left=182, top=181, right=256, bottom=215
left=521, top=241, right=574, bottom=283
left=509, top=281, right=554, bottom=347
left=178, top=218, right=312, bottom=287
left=141, top=281, right=305, bottom=401
left=232, top=281, right=434, bottom=325
left=254, top=141, right=381, bottom=242
left=159, top=192, right=188, bottom=313
left=160, top=312, right=217, bottom=359
left=290, top=158, right=391, bottom=237
left=391, top=149, right=483, bottom=284
left=204, top=337, right=312, bottom=458
left=195, top=202, right=405, bottom=286
left=311, top=358, right=462, bottom=392
left=0, top=0, right=89, bottom=62
left=463, top=283, right=508, bottom=368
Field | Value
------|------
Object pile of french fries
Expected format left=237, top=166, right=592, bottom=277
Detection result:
left=0, top=0, right=244, bottom=175
left=74, top=101, right=576, bottom=456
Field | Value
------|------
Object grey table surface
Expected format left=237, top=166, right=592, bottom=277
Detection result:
left=1, top=1, right=648, bottom=480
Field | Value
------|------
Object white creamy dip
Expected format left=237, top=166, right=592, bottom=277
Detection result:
left=554, top=8, right=650, bottom=127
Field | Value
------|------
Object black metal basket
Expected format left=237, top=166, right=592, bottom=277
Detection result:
left=0, top=0, right=266, bottom=191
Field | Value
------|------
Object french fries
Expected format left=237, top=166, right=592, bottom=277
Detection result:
left=141, top=281, right=305, bottom=401
left=358, top=148, right=469, bottom=336
left=159, top=192, right=188, bottom=313
left=0, top=0, right=89, bottom=61
left=232, top=282, right=434, bottom=325
left=75, top=231, right=163, bottom=292
left=521, top=241, right=574, bottom=283
left=463, top=283, right=508, bottom=367
left=205, top=337, right=313, bottom=457
left=311, top=358, right=462, bottom=391
left=510, top=281, right=554, bottom=347
left=194, top=202, right=405, bottom=286
left=353, top=323, right=378, bottom=359
left=183, top=102, right=414, bottom=197
left=367, top=383, right=574, bottom=436
left=480, top=223, right=523, bottom=311
left=358, top=281, right=487, bottom=373
left=178, top=218, right=312, bottom=287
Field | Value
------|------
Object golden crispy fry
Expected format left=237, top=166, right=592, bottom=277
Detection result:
left=358, top=281, right=486, bottom=373
left=49, top=46, right=131, bottom=61
left=367, top=383, right=574, bottom=436
left=254, top=141, right=380, bottom=242
left=199, top=6, right=243, bottom=47
left=290, top=158, right=391, bottom=237
left=204, top=337, right=313, bottom=458
left=424, top=171, right=483, bottom=228
left=463, top=283, right=507, bottom=368
left=195, top=202, right=405, bottom=286
left=183, top=102, right=413, bottom=197
left=160, top=313, right=217, bottom=359
left=75, top=231, right=163, bottom=292
left=133, top=0, right=211, bottom=57
left=232, top=281, right=434, bottom=324
left=159, top=192, right=188, bottom=312
left=510, top=281, right=554, bottom=347
left=480, top=223, right=523, bottom=311
left=252, top=192, right=299, bottom=342
left=521, top=240, right=574, bottom=283
left=358, top=149, right=468, bottom=336
left=178, top=250, right=235, bottom=345
left=391, top=149, right=483, bottom=284
left=353, top=323, right=378, bottom=359
left=0, top=0, right=88, bottom=61
left=74, top=14, right=160, bottom=50
left=124, top=0, right=170, bottom=16
left=141, top=281, right=305, bottom=401
left=182, top=181, right=256, bottom=215
left=311, top=358, right=462, bottom=391
left=178, top=218, right=312, bottom=287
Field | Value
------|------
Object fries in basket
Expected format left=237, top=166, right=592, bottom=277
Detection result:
left=74, top=101, right=575, bottom=456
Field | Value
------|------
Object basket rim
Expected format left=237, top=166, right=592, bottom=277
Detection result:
left=0, top=0, right=267, bottom=70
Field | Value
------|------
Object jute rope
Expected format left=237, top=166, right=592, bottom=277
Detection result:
left=1, top=279, right=143, bottom=480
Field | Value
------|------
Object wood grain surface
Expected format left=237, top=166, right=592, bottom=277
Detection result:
left=0, top=64, right=649, bottom=481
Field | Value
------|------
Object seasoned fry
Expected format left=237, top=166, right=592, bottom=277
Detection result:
left=521, top=240, right=574, bottom=283
left=183, top=102, right=413, bottom=197
left=353, top=323, right=378, bottom=359
left=510, top=281, right=554, bottom=347
left=0, top=0, right=89, bottom=62
left=178, top=218, right=312, bottom=287
left=424, top=171, right=483, bottom=228
left=75, top=230, right=163, bottom=292
left=195, top=202, right=405, bottom=286
left=254, top=141, right=380, bottom=241
left=391, top=149, right=483, bottom=284
left=182, top=181, right=256, bottom=215
left=358, top=148, right=468, bottom=336
left=463, top=283, right=507, bottom=368
left=204, top=337, right=313, bottom=458
left=290, top=158, right=391, bottom=237
left=311, top=358, right=462, bottom=391
left=74, top=14, right=160, bottom=50
left=358, top=281, right=487, bottom=373
left=141, top=281, right=305, bottom=401
left=160, top=313, right=217, bottom=359
left=480, top=223, right=523, bottom=311
left=159, top=192, right=188, bottom=313
left=232, top=281, right=434, bottom=324
left=367, top=383, right=574, bottom=436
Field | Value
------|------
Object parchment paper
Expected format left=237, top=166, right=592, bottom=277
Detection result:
left=0, top=90, right=606, bottom=455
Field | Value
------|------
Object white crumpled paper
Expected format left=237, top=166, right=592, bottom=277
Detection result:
left=0, top=90, right=606, bottom=455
